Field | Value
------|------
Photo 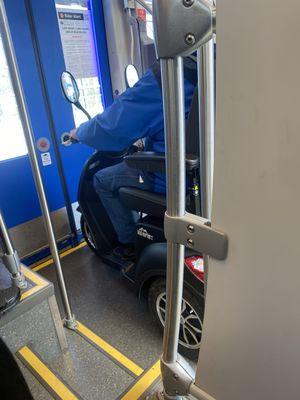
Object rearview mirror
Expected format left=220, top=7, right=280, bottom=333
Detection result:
left=60, top=71, right=80, bottom=104
left=125, top=64, right=139, bottom=88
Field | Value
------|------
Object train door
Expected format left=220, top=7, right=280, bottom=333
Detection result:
left=0, top=0, right=110, bottom=260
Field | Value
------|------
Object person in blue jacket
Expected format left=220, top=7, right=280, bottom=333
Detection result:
left=70, top=58, right=197, bottom=260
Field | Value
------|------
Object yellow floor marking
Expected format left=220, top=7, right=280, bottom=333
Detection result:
left=76, top=321, right=144, bottom=377
left=21, top=266, right=48, bottom=301
left=18, top=346, right=79, bottom=400
left=121, top=360, right=161, bottom=400
left=32, top=242, right=87, bottom=272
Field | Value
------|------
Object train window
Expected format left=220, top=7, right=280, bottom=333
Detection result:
left=145, top=2, right=153, bottom=40
left=136, top=1, right=153, bottom=40
left=0, top=33, right=27, bottom=162
left=55, top=0, right=103, bottom=126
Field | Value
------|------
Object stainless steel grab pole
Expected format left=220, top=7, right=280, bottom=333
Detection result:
left=198, top=39, right=215, bottom=221
left=0, top=1, right=76, bottom=329
left=161, top=57, right=186, bottom=365
left=198, top=38, right=215, bottom=296
left=0, top=211, right=27, bottom=289
left=0, top=212, right=14, bottom=255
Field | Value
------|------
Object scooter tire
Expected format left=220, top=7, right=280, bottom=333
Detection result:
left=148, top=278, right=204, bottom=361
left=80, top=215, right=101, bottom=256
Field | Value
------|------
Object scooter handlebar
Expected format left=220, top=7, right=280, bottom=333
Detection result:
left=61, top=132, right=79, bottom=146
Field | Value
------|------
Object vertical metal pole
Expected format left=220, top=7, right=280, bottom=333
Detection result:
left=0, top=213, right=14, bottom=255
left=0, top=0, right=76, bottom=329
left=161, top=57, right=186, bottom=365
left=198, top=38, right=215, bottom=296
left=198, top=39, right=215, bottom=220
left=0, top=212, right=27, bottom=288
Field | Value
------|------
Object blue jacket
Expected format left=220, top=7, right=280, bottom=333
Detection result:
left=77, top=61, right=196, bottom=193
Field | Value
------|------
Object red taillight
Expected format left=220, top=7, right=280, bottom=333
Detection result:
left=185, top=256, right=204, bottom=282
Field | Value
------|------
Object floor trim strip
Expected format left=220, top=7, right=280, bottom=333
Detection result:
left=17, top=346, right=83, bottom=400
left=119, top=360, right=161, bottom=400
left=76, top=321, right=144, bottom=378
left=20, top=266, right=49, bottom=301
left=32, top=242, right=87, bottom=272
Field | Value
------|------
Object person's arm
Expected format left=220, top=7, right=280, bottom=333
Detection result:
left=75, top=69, right=164, bottom=152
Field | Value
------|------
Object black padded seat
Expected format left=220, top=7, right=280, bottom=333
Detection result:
left=119, top=188, right=166, bottom=218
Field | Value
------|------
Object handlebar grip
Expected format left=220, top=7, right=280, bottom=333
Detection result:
left=61, top=132, right=79, bottom=146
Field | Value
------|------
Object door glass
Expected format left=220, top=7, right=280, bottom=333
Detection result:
left=0, top=33, right=27, bottom=162
left=55, top=0, right=104, bottom=126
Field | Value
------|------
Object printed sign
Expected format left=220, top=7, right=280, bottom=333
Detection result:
left=41, top=152, right=52, bottom=167
left=57, top=8, right=98, bottom=79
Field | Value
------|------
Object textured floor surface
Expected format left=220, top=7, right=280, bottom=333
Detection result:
left=23, top=245, right=164, bottom=399
left=40, top=245, right=163, bottom=370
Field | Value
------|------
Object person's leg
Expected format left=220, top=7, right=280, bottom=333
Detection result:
left=93, top=161, right=152, bottom=247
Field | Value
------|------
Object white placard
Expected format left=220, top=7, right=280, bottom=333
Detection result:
left=41, top=152, right=52, bottom=166
left=57, top=9, right=98, bottom=79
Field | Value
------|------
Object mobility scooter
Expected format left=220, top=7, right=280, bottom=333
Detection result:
left=61, top=70, right=204, bottom=360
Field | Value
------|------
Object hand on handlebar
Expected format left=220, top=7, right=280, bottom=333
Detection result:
left=61, top=128, right=79, bottom=146
left=70, top=128, right=78, bottom=141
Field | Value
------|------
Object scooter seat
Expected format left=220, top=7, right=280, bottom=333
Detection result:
left=119, top=188, right=166, bottom=218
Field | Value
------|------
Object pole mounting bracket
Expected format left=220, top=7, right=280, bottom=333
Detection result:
left=153, top=0, right=216, bottom=58
left=161, top=354, right=195, bottom=397
left=164, top=213, right=228, bottom=260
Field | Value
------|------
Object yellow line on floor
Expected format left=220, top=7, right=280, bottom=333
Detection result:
left=21, top=266, right=48, bottom=301
left=18, top=346, right=80, bottom=400
left=32, top=242, right=87, bottom=272
left=76, top=321, right=144, bottom=378
left=120, top=360, right=161, bottom=400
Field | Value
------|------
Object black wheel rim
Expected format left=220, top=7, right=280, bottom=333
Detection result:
left=83, top=219, right=97, bottom=250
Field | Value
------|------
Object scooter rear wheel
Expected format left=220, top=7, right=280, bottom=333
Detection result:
left=148, top=278, right=204, bottom=361
left=80, top=215, right=100, bottom=255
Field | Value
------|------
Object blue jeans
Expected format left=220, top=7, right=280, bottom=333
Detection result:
left=93, top=161, right=153, bottom=244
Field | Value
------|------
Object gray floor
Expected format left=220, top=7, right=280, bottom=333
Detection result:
left=8, top=246, right=199, bottom=399
left=40, top=245, right=163, bottom=371
left=12, top=245, right=164, bottom=399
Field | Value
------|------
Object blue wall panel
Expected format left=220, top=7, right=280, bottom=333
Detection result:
left=0, top=0, right=113, bottom=229
left=28, top=0, right=95, bottom=203
left=0, top=157, right=40, bottom=227
left=89, top=0, right=114, bottom=107
left=1, top=0, right=66, bottom=227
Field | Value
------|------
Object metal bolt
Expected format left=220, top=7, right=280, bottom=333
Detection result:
left=173, top=373, right=179, bottom=381
left=185, top=33, right=196, bottom=46
left=187, top=224, right=195, bottom=234
left=183, top=0, right=194, bottom=7
left=187, top=238, right=194, bottom=247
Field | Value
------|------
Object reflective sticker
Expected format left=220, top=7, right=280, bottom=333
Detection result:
left=37, top=137, right=50, bottom=152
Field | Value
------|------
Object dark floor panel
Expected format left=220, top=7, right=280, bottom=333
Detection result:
left=40, top=246, right=163, bottom=370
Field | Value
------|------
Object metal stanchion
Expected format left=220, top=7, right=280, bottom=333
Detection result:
left=198, top=38, right=215, bottom=296
left=198, top=39, right=215, bottom=221
left=0, top=1, right=77, bottom=329
left=160, top=57, right=186, bottom=366
left=0, top=212, right=27, bottom=289
left=152, top=1, right=216, bottom=398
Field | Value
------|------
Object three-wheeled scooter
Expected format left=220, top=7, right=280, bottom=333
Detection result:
left=60, top=70, right=204, bottom=359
